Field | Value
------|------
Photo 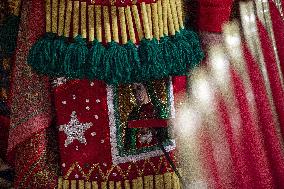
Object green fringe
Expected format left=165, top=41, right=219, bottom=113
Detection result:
left=87, top=39, right=105, bottom=80
left=0, top=15, right=20, bottom=58
left=27, top=29, right=204, bottom=84
left=63, top=36, right=88, bottom=78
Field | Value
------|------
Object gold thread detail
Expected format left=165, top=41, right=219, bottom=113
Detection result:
left=125, top=180, right=131, bottom=189
left=85, top=181, right=91, bottom=189
left=88, top=5, right=95, bottom=41
left=151, top=2, right=160, bottom=39
left=64, top=0, right=72, bottom=37
left=116, top=181, right=122, bottom=189
left=111, top=6, right=119, bottom=42
left=71, top=180, right=76, bottom=189
left=101, top=181, right=107, bottom=189
left=166, top=0, right=175, bottom=35
left=162, top=0, right=169, bottom=35
left=169, top=0, right=180, bottom=31
left=79, top=180, right=85, bottom=189
left=146, top=3, right=153, bottom=39
left=81, top=2, right=87, bottom=38
left=118, top=7, right=128, bottom=44
left=58, top=0, right=66, bottom=36
left=51, top=0, right=58, bottom=33
left=176, top=0, right=184, bottom=29
left=95, top=5, right=103, bottom=42
left=73, top=1, right=80, bottom=37
left=45, top=0, right=51, bottom=32
left=109, top=181, right=115, bottom=189
left=125, top=6, right=136, bottom=43
left=92, top=181, right=99, bottom=189
left=103, top=6, right=111, bottom=43
left=132, top=5, right=144, bottom=40
left=157, top=0, right=164, bottom=37
left=58, top=177, right=63, bottom=189
left=63, top=179, right=69, bottom=189
left=141, top=2, right=151, bottom=39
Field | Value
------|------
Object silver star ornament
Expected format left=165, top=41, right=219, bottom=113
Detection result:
left=59, top=111, right=93, bottom=147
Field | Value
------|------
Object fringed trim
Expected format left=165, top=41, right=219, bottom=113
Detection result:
left=45, top=0, right=185, bottom=43
left=27, top=29, right=204, bottom=84
left=57, top=172, right=181, bottom=189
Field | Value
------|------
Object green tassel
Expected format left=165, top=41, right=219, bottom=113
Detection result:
left=138, top=38, right=165, bottom=81
left=87, top=39, right=105, bottom=80
left=51, top=36, right=67, bottom=76
left=103, top=41, right=130, bottom=84
left=124, top=41, right=141, bottom=82
left=63, top=36, right=88, bottom=78
left=159, top=36, right=179, bottom=76
left=28, top=33, right=56, bottom=74
left=0, top=15, right=20, bottom=58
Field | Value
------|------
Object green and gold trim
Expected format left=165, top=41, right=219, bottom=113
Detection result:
left=28, top=0, right=203, bottom=84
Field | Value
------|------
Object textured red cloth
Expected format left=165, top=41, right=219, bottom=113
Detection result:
left=243, top=41, right=284, bottom=188
left=0, top=115, right=9, bottom=160
left=257, top=18, right=284, bottom=139
left=198, top=0, right=233, bottom=32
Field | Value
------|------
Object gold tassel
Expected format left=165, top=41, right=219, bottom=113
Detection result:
left=125, top=6, right=137, bottom=43
left=71, top=180, right=77, bottom=189
left=57, top=177, right=63, bottom=189
left=109, top=181, right=115, bottom=189
left=169, top=0, right=180, bottom=31
left=146, top=3, right=153, bottom=39
left=58, top=0, right=66, bottom=36
left=103, top=6, right=112, bottom=43
left=88, top=5, right=95, bottom=42
left=111, top=6, right=119, bottom=43
left=64, top=0, right=73, bottom=37
left=79, top=180, right=84, bottom=189
left=125, top=180, right=131, bottom=189
left=175, top=0, right=184, bottom=29
left=45, top=0, right=51, bottom=32
left=63, top=179, right=69, bottom=189
left=166, top=0, right=175, bottom=35
left=85, top=181, right=91, bottom=189
left=162, top=0, right=169, bottom=36
left=172, top=173, right=180, bottom=189
left=151, top=2, right=160, bottom=39
left=118, top=7, right=128, bottom=44
left=95, top=5, right=103, bottom=42
left=131, top=5, right=144, bottom=40
left=116, top=181, right=122, bottom=189
left=132, top=179, right=138, bottom=189
left=101, top=181, right=107, bottom=189
left=155, top=174, right=164, bottom=189
left=92, top=181, right=99, bottom=189
left=81, top=2, right=87, bottom=38
left=51, top=0, right=58, bottom=33
left=141, top=2, right=151, bottom=39
left=157, top=0, right=164, bottom=38
left=73, top=1, right=80, bottom=37
left=137, top=177, right=143, bottom=189
left=144, top=175, right=154, bottom=189
left=163, top=173, right=172, bottom=189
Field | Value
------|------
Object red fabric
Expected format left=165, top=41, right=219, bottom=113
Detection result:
left=0, top=115, right=9, bottom=160
left=128, top=119, right=168, bottom=128
left=243, top=43, right=284, bottom=188
left=230, top=66, right=274, bottom=188
left=198, top=0, right=233, bottom=32
left=257, top=19, right=284, bottom=140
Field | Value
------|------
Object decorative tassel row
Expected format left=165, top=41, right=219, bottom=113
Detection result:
left=28, top=0, right=204, bottom=84
left=57, top=172, right=180, bottom=189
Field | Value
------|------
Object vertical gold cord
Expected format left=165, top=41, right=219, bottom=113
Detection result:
left=73, top=1, right=80, bottom=37
left=118, top=7, right=128, bottom=44
left=95, top=5, right=103, bottom=42
left=116, top=181, right=122, bottom=189
left=125, top=6, right=137, bottom=43
left=176, top=0, right=184, bottom=29
left=151, top=2, right=160, bottom=39
left=45, top=0, right=52, bottom=32
left=81, top=2, right=87, bottom=38
left=63, top=0, right=72, bottom=37
left=132, top=5, right=144, bottom=40
left=88, top=5, right=95, bottom=42
left=103, top=6, right=112, bottom=43
left=157, top=0, right=164, bottom=38
left=141, top=2, right=151, bottom=39
left=169, top=0, right=180, bottom=31
left=51, top=0, right=58, bottom=33
left=58, top=0, right=66, bottom=36
left=146, top=3, right=153, bottom=39
left=111, top=6, right=119, bottom=43
left=162, top=0, right=169, bottom=35
left=166, top=0, right=176, bottom=35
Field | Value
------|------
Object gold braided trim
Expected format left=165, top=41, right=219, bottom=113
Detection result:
left=45, top=0, right=185, bottom=44
left=57, top=172, right=180, bottom=189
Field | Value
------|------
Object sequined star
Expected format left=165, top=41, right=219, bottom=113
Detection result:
left=59, top=111, right=93, bottom=147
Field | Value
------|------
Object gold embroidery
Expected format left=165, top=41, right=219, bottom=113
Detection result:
left=103, top=6, right=111, bottom=43
left=118, top=7, right=128, bottom=44
left=79, top=180, right=84, bottom=189
left=73, top=1, right=80, bottom=37
left=141, top=2, right=151, bottom=39
left=116, top=181, right=122, bottom=189
left=63, top=179, right=69, bottom=189
left=111, top=6, right=119, bottom=42
left=52, top=0, right=58, bottom=33
left=71, top=180, right=77, bottom=189
left=88, top=5, right=95, bottom=41
left=58, top=0, right=66, bottom=36
left=132, top=4, right=144, bottom=40
left=162, top=0, right=169, bottom=35
left=64, top=0, right=73, bottom=37
left=157, top=0, right=164, bottom=38
left=81, top=2, right=87, bottom=38
left=169, top=0, right=179, bottom=31
left=144, top=175, right=154, bottom=189
left=95, top=5, right=102, bottom=42
left=155, top=174, right=164, bottom=189
left=109, top=181, right=115, bottom=189
left=45, top=0, right=51, bottom=32
left=85, top=181, right=91, bottom=189
left=146, top=3, right=153, bottom=39
left=125, top=6, right=136, bottom=43
left=92, top=181, right=99, bottom=189
left=151, top=2, right=160, bottom=39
